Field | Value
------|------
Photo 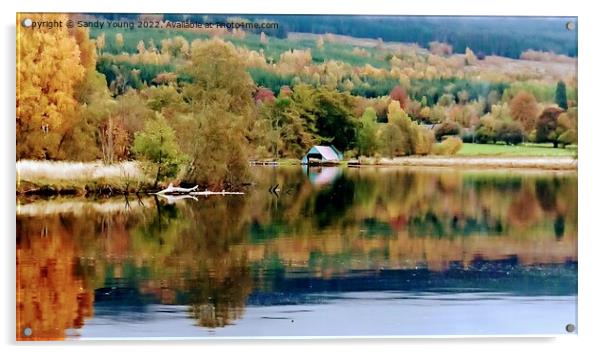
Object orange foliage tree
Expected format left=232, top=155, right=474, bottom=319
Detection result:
left=510, top=91, right=539, bottom=132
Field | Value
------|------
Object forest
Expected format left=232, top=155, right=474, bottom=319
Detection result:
left=16, top=13, right=578, bottom=189
left=95, top=14, right=578, bottom=58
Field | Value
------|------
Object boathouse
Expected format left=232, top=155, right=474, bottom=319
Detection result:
left=301, top=145, right=343, bottom=165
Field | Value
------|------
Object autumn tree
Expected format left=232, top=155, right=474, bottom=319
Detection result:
left=62, top=26, right=109, bottom=161
left=71, top=27, right=97, bottom=71
left=67, top=71, right=111, bottom=161
left=465, top=47, right=477, bottom=65
left=178, top=38, right=256, bottom=187
left=412, top=126, right=434, bottom=155
left=510, top=91, right=539, bottom=132
left=389, top=85, right=408, bottom=109
left=313, top=88, right=358, bottom=151
left=133, top=114, right=186, bottom=187
left=535, top=107, right=565, bottom=148
left=257, top=92, right=316, bottom=159
left=254, top=87, right=276, bottom=104
left=435, top=120, right=461, bottom=141
left=557, top=108, right=578, bottom=147
left=496, top=120, right=525, bottom=145
left=357, top=107, right=378, bottom=156
left=382, top=100, right=434, bottom=155
left=144, top=85, right=188, bottom=120
left=386, top=100, right=413, bottom=154
left=96, top=32, right=105, bottom=54
left=115, top=33, right=124, bottom=51
left=379, top=101, right=412, bottom=157
left=260, top=32, right=269, bottom=45
left=474, top=116, right=498, bottom=143
left=429, top=41, right=453, bottom=56
left=17, top=13, right=85, bottom=160
left=433, top=137, right=463, bottom=155
left=378, top=123, right=406, bottom=158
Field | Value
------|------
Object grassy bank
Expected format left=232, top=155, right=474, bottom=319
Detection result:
left=16, top=160, right=152, bottom=196
left=457, top=143, right=577, bottom=157
left=355, top=156, right=577, bottom=170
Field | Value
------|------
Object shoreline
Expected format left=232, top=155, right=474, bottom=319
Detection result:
left=17, top=156, right=577, bottom=197
left=253, top=155, right=578, bottom=171
left=352, top=156, right=578, bottom=170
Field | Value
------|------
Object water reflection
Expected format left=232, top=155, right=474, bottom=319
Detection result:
left=16, top=167, right=577, bottom=339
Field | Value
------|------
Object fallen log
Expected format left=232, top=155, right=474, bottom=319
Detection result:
left=155, top=183, right=199, bottom=195
left=155, top=183, right=244, bottom=196
left=191, top=190, right=244, bottom=196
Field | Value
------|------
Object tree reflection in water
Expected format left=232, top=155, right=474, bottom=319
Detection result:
left=16, top=167, right=577, bottom=339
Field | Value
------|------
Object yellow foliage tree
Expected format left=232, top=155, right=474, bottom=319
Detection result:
left=95, top=32, right=105, bottom=54
left=17, top=13, right=85, bottom=159
left=115, top=33, right=124, bottom=51
left=72, top=27, right=97, bottom=71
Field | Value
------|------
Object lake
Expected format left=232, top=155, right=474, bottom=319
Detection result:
left=16, top=166, right=578, bottom=339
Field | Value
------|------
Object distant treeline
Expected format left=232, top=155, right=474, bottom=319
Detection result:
left=93, top=14, right=578, bottom=58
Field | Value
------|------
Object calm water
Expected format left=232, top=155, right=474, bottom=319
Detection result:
left=16, top=166, right=578, bottom=339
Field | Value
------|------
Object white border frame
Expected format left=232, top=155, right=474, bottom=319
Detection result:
left=4, top=1, right=599, bottom=353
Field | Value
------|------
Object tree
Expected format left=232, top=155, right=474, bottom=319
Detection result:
left=385, top=100, right=434, bottom=155
left=557, top=109, right=578, bottom=147
left=179, top=107, right=251, bottom=189
left=254, top=87, right=276, bottom=104
left=96, top=32, right=106, bottom=54
left=429, top=41, right=453, bottom=56
left=17, top=13, right=85, bottom=159
left=313, top=88, right=358, bottom=152
left=258, top=96, right=315, bottom=158
left=357, top=107, right=378, bottom=156
left=496, top=121, right=525, bottom=145
left=465, top=47, right=477, bottom=65
left=133, top=114, right=186, bottom=187
left=115, top=33, right=124, bottom=51
left=535, top=107, right=564, bottom=148
left=72, top=27, right=97, bottom=71
left=136, top=40, right=146, bottom=54
left=60, top=26, right=110, bottom=161
left=555, top=80, right=568, bottom=110
left=64, top=70, right=112, bottom=161
left=475, top=116, right=498, bottom=144
left=437, top=94, right=455, bottom=107
left=448, top=104, right=478, bottom=127
left=378, top=123, right=406, bottom=158
left=387, top=100, right=413, bottom=154
left=510, top=91, right=539, bottom=132
left=185, top=39, right=255, bottom=116
left=412, top=126, right=434, bottom=155
left=178, top=38, right=256, bottom=187
left=260, top=32, right=269, bottom=45
left=433, top=137, right=463, bottom=155
left=429, top=105, right=446, bottom=123
left=389, top=85, right=408, bottom=109
left=434, top=120, right=461, bottom=141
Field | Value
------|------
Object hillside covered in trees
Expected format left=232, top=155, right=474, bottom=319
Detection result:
left=17, top=13, right=578, bottom=189
left=95, top=14, right=578, bottom=58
